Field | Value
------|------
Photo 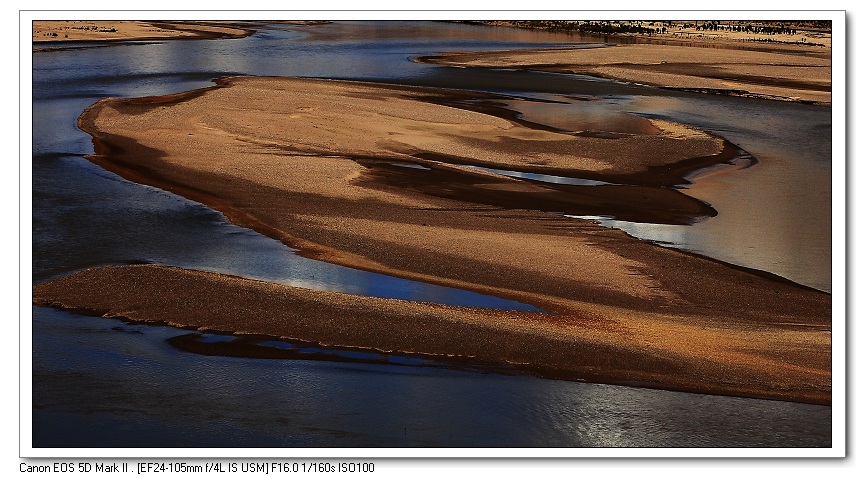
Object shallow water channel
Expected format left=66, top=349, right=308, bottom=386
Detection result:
left=30, top=21, right=832, bottom=448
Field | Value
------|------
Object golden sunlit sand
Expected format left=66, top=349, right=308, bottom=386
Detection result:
left=419, top=39, right=830, bottom=104
left=32, top=20, right=252, bottom=43
left=31, top=76, right=831, bottom=404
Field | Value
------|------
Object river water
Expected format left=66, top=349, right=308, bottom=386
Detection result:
left=29, top=21, right=832, bottom=449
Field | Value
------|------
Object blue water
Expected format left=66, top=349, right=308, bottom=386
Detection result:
left=32, top=307, right=831, bottom=448
left=29, top=20, right=832, bottom=448
left=492, top=90, right=832, bottom=292
left=33, top=153, right=538, bottom=311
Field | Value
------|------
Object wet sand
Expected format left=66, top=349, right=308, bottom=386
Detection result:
left=418, top=41, right=831, bottom=104
left=35, top=76, right=831, bottom=404
left=32, top=21, right=253, bottom=43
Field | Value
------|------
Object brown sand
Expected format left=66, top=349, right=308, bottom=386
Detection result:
left=656, top=23, right=831, bottom=49
left=34, top=264, right=830, bottom=404
left=418, top=42, right=831, bottom=105
left=32, top=21, right=253, bottom=43
left=35, top=76, right=831, bottom=404
left=479, top=21, right=831, bottom=49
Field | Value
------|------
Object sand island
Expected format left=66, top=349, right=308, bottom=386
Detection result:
left=32, top=20, right=254, bottom=43
left=419, top=20, right=831, bottom=104
left=419, top=42, right=830, bottom=105
left=32, top=73, right=831, bottom=405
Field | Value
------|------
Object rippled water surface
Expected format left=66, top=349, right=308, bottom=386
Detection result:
left=32, top=307, right=831, bottom=448
left=29, top=21, right=832, bottom=448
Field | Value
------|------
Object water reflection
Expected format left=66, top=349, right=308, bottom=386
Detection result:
left=462, top=164, right=613, bottom=186
left=32, top=306, right=831, bottom=448
left=481, top=90, right=830, bottom=292
left=504, top=94, right=661, bottom=135
left=33, top=156, right=539, bottom=311
left=30, top=20, right=832, bottom=448
left=630, top=95, right=831, bottom=292
left=285, top=20, right=607, bottom=44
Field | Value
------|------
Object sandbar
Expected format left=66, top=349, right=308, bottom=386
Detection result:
left=32, top=20, right=253, bottom=43
left=35, top=76, right=831, bottom=404
left=418, top=41, right=831, bottom=105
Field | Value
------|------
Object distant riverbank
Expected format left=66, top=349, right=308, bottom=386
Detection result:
left=418, top=24, right=831, bottom=104
left=32, top=20, right=255, bottom=43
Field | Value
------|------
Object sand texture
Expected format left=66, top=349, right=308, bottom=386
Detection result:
left=34, top=76, right=830, bottom=404
left=34, top=264, right=831, bottom=405
left=419, top=42, right=831, bottom=104
left=32, top=21, right=253, bottom=43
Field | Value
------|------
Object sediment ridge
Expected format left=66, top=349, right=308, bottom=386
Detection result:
left=34, top=76, right=831, bottom=404
left=417, top=42, right=831, bottom=105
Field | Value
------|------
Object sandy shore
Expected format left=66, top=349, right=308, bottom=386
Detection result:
left=418, top=41, right=831, bottom=105
left=34, top=264, right=830, bottom=404
left=32, top=21, right=253, bottom=43
left=35, top=76, right=831, bottom=404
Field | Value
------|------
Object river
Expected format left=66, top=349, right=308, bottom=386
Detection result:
left=29, top=21, right=832, bottom=449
